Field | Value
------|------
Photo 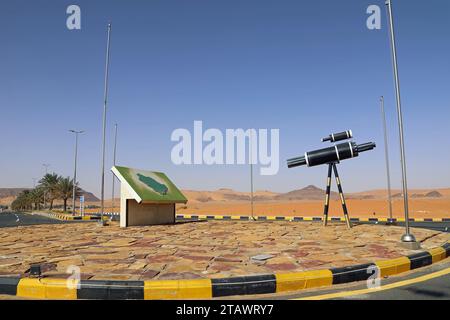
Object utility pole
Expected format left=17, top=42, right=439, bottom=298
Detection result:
left=100, top=23, right=112, bottom=225
left=69, top=130, right=84, bottom=215
left=380, top=96, right=393, bottom=222
left=111, top=123, right=118, bottom=213
left=385, top=0, right=417, bottom=247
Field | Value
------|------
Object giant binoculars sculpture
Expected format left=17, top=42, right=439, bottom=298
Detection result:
left=287, top=141, right=376, bottom=168
left=287, top=131, right=376, bottom=228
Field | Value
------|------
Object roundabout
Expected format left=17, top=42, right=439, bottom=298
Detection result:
left=0, top=219, right=448, bottom=299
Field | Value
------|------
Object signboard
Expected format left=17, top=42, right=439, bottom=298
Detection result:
left=79, top=195, right=85, bottom=216
left=111, top=166, right=187, bottom=204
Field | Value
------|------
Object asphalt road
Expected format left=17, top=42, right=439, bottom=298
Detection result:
left=340, top=271, right=450, bottom=300
left=0, top=212, right=76, bottom=228
left=252, top=261, right=450, bottom=300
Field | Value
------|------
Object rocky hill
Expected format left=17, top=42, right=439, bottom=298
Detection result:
left=274, top=185, right=338, bottom=201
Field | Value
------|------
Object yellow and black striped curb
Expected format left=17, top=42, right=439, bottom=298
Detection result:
left=176, top=214, right=450, bottom=223
left=47, top=212, right=450, bottom=223
left=76, top=213, right=449, bottom=223
left=45, top=212, right=109, bottom=221
left=0, top=242, right=448, bottom=299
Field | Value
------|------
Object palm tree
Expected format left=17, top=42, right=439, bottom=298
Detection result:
left=29, top=187, right=44, bottom=210
left=56, top=177, right=81, bottom=212
left=11, top=190, right=33, bottom=211
left=39, top=173, right=60, bottom=210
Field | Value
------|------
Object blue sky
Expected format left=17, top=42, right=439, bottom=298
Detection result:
left=1, top=0, right=449, bottom=197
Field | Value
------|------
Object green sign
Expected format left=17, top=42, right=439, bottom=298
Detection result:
left=112, top=166, right=187, bottom=203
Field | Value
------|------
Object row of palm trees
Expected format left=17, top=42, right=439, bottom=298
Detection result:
left=11, top=173, right=82, bottom=212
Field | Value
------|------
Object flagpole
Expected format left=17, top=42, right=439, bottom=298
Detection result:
left=385, top=0, right=416, bottom=245
left=100, top=23, right=112, bottom=225
left=111, top=123, right=118, bottom=214
left=380, top=96, right=393, bottom=221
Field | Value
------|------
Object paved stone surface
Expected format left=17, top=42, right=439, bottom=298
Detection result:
left=0, top=221, right=448, bottom=280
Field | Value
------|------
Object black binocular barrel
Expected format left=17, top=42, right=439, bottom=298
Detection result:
left=355, top=142, right=376, bottom=153
left=287, top=141, right=376, bottom=168
left=322, top=130, right=353, bottom=143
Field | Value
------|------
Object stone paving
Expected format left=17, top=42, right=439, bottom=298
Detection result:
left=0, top=221, right=448, bottom=281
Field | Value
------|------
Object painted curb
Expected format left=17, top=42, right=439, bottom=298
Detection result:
left=45, top=213, right=450, bottom=223
left=0, top=242, right=448, bottom=300
left=176, top=214, right=450, bottom=223
left=45, top=212, right=109, bottom=221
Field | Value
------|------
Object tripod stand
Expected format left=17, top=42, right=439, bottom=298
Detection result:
left=323, top=162, right=352, bottom=228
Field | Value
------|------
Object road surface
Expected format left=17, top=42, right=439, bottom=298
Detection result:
left=0, top=212, right=77, bottom=228
left=251, top=261, right=450, bottom=300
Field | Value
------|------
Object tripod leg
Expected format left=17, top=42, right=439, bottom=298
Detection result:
left=332, top=163, right=352, bottom=229
left=323, top=163, right=333, bottom=226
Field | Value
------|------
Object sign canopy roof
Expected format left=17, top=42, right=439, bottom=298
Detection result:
left=111, top=166, right=187, bottom=204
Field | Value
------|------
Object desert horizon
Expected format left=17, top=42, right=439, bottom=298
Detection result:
left=2, top=185, right=450, bottom=205
left=3, top=185, right=447, bottom=219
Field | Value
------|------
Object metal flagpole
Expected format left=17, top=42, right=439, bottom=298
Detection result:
left=250, top=133, right=254, bottom=220
left=385, top=0, right=416, bottom=244
left=100, top=23, right=112, bottom=225
left=111, top=123, right=118, bottom=214
left=380, top=96, right=393, bottom=222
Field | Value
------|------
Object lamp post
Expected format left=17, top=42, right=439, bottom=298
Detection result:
left=100, top=23, right=112, bottom=225
left=43, top=164, right=50, bottom=174
left=380, top=96, right=393, bottom=222
left=42, top=164, right=50, bottom=209
left=69, top=130, right=84, bottom=215
left=385, top=0, right=417, bottom=246
left=111, top=123, right=118, bottom=214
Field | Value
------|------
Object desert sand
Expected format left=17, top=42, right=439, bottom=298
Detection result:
left=176, top=198, right=450, bottom=219
left=82, top=187, right=450, bottom=219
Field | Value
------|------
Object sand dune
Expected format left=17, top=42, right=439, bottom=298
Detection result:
left=182, top=186, right=450, bottom=203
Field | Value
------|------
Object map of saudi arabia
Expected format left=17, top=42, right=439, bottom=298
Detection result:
left=112, top=166, right=187, bottom=203
left=137, top=173, right=168, bottom=195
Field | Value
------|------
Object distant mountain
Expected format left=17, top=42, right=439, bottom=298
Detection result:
left=180, top=185, right=450, bottom=203
left=79, top=190, right=100, bottom=202
left=182, top=185, right=336, bottom=203
left=425, top=191, right=443, bottom=198
left=182, top=188, right=276, bottom=203
left=0, top=188, right=30, bottom=198
left=404, top=191, right=443, bottom=199
left=275, top=185, right=338, bottom=201
left=1, top=185, right=448, bottom=206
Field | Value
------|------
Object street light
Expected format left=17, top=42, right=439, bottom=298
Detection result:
left=43, top=163, right=50, bottom=174
left=385, top=0, right=417, bottom=247
left=100, top=23, right=112, bottom=226
left=69, top=130, right=84, bottom=215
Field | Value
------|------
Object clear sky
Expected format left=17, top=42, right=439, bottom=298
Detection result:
left=1, top=0, right=449, bottom=197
